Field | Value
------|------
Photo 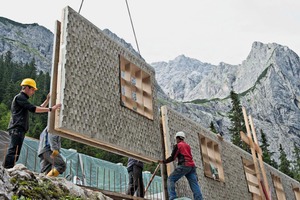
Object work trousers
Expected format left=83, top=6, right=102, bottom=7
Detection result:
left=126, top=165, right=145, bottom=197
left=168, top=165, right=203, bottom=200
left=40, top=150, right=66, bottom=174
left=3, top=129, right=25, bottom=169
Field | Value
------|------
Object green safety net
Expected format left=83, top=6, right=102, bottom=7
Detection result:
left=16, top=137, right=163, bottom=197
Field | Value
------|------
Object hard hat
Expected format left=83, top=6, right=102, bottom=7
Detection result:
left=20, top=78, right=38, bottom=90
left=175, top=131, right=185, bottom=139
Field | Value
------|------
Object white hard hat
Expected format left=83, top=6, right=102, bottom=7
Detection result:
left=175, top=131, right=185, bottom=139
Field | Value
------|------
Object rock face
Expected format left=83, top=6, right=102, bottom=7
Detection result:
left=152, top=55, right=214, bottom=100
left=153, top=42, right=300, bottom=160
left=0, top=163, right=112, bottom=200
left=0, top=17, right=53, bottom=72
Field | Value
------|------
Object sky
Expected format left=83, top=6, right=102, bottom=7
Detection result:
left=1, top=0, right=300, bottom=65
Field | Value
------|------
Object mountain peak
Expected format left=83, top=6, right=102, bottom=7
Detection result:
left=0, top=16, right=39, bottom=28
left=174, top=54, right=188, bottom=61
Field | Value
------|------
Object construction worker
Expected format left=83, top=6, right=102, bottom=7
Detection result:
left=126, top=158, right=145, bottom=197
left=38, top=127, right=66, bottom=177
left=159, top=131, right=203, bottom=200
left=3, top=78, right=61, bottom=169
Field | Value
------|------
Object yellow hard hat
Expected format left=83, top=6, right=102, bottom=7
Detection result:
left=20, top=78, right=38, bottom=90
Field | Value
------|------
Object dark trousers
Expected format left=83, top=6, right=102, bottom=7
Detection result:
left=40, top=150, right=66, bottom=174
left=127, top=165, right=145, bottom=197
left=3, top=129, right=25, bottom=169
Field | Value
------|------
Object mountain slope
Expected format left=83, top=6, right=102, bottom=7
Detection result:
left=154, top=42, right=300, bottom=160
left=0, top=17, right=53, bottom=72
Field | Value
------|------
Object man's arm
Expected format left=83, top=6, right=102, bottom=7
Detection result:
left=159, top=144, right=178, bottom=164
left=35, top=103, right=61, bottom=113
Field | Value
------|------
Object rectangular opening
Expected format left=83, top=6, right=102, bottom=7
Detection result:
left=271, top=174, right=286, bottom=200
left=199, top=134, right=224, bottom=182
left=119, top=56, right=153, bottom=120
left=242, top=158, right=261, bottom=198
left=293, top=187, right=300, bottom=200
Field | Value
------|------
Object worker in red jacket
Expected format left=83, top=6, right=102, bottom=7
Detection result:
left=159, top=131, right=203, bottom=200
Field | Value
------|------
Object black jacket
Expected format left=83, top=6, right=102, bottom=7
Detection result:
left=127, top=158, right=144, bottom=169
left=7, top=92, right=36, bottom=132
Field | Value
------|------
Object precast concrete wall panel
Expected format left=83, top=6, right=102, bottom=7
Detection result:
left=161, top=106, right=300, bottom=200
left=49, top=6, right=161, bottom=162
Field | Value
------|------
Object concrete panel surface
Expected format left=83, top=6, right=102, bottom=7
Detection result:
left=49, top=6, right=161, bottom=163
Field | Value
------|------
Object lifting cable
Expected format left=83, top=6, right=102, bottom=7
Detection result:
left=78, top=0, right=85, bottom=14
left=77, top=0, right=141, bottom=55
left=125, top=0, right=141, bottom=55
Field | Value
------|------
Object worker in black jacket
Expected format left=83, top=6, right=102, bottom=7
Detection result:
left=3, top=78, right=61, bottom=169
left=126, top=158, right=144, bottom=197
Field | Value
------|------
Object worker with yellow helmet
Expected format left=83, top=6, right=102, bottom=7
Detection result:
left=3, top=78, right=61, bottom=169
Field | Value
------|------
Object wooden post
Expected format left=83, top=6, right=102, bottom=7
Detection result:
left=90, top=163, right=92, bottom=186
left=14, top=145, right=19, bottom=166
left=103, top=168, right=106, bottom=190
left=249, top=115, right=270, bottom=199
left=24, top=147, right=29, bottom=167
left=161, top=106, right=174, bottom=174
left=97, top=167, right=99, bottom=188
left=3, top=144, right=8, bottom=164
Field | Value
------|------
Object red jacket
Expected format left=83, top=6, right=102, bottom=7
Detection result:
left=164, top=140, right=195, bottom=167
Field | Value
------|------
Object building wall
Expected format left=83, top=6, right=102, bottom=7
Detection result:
left=161, top=106, right=300, bottom=200
left=49, top=6, right=161, bottom=162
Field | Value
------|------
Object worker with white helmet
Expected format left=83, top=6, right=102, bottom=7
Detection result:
left=3, top=78, right=61, bottom=169
left=159, top=131, right=203, bottom=200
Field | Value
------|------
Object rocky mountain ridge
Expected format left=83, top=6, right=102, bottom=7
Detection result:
left=0, top=17, right=53, bottom=72
left=153, top=42, right=300, bottom=160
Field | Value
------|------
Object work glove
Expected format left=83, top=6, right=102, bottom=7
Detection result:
left=50, top=150, right=59, bottom=158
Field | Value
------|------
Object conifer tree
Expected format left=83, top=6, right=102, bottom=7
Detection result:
left=210, top=121, right=217, bottom=134
left=0, top=103, right=10, bottom=130
left=259, top=129, right=277, bottom=168
left=278, top=144, right=293, bottom=178
left=228, top=90, right=248, bottom=151
left=0, top=52, right=49, bottom=138
left=292, top=143, right=300, bottom=182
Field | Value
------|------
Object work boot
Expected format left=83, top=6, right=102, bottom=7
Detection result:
left=47, top=168, right=59, bottom=177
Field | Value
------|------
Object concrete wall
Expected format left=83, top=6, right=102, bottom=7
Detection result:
left=49, top=6, right=161, bottom=162
left=161, top=106, right=300, bottom=200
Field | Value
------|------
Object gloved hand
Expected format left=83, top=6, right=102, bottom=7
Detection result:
left=50, top=150, right=59, bottom=158
left=158, top=160, right=165, bottom=164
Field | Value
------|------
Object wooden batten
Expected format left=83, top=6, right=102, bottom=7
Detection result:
left=249, top=115, right=270, bottom=197
left=242, top=107, right=265, bottom=199
left=48, top=20, right=61, bottom=133
left=161, top=106, right=174, bottom=175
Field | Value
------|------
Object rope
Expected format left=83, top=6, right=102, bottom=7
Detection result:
left=78, top=0, right=85, bottom=14
left=125, top=0, right=141, bottom=55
